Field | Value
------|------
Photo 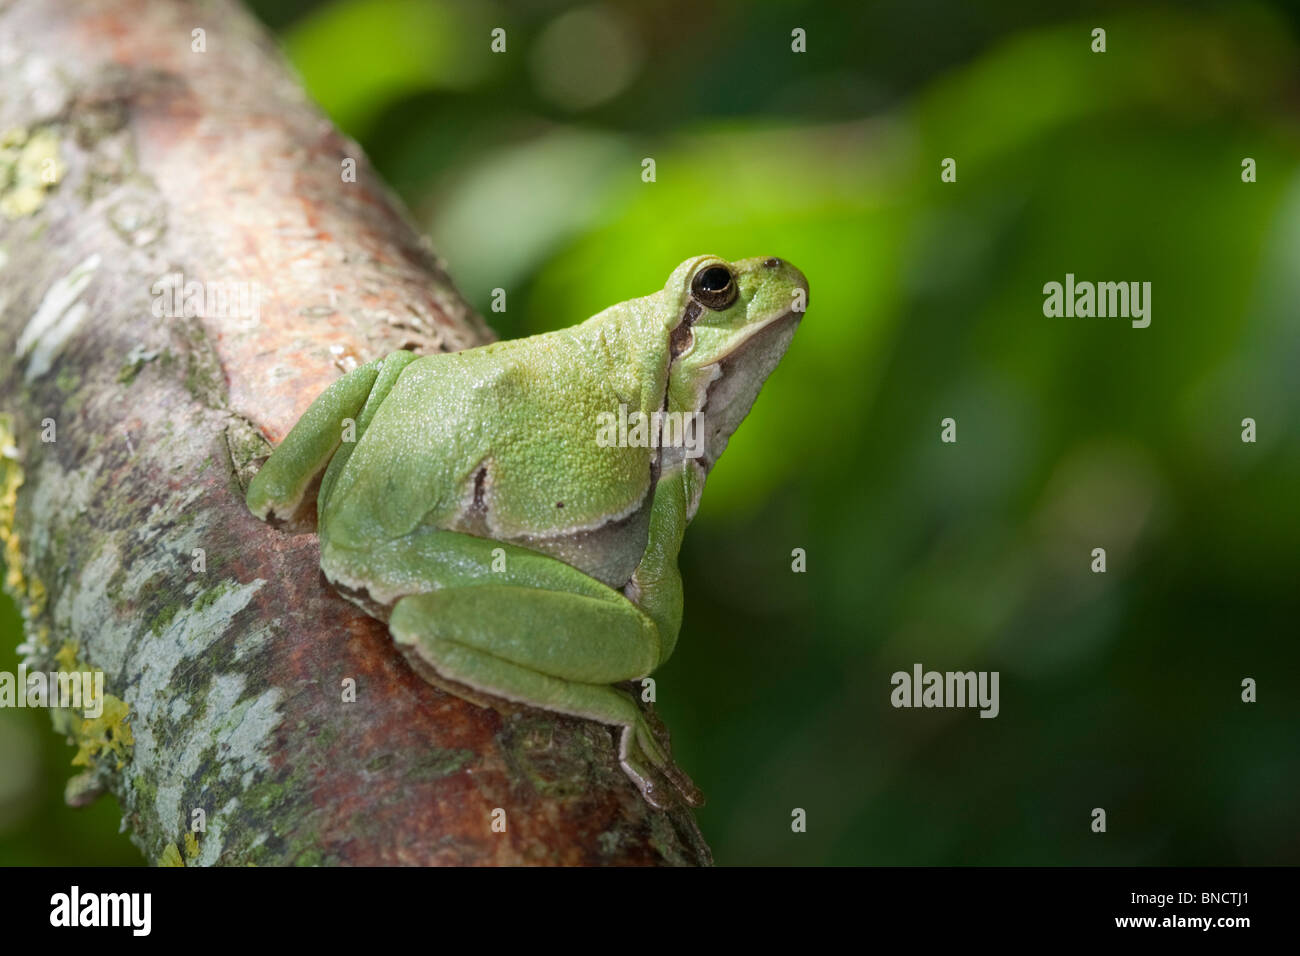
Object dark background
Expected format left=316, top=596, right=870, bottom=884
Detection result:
left=2, top=0, right=1298, bottom=865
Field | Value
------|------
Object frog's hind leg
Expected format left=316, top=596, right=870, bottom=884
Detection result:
left=388, top=587, right=704, bottom=808
left=245, top=350, right=417, bottom=527
left=322, top=529, right=704, bottom=806
left=316, top=349, right=419, bottom=507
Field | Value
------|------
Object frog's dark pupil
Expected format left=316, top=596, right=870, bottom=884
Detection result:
left=699, top=267, right=730, bottom=292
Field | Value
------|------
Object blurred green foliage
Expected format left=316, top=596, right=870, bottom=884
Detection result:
left=3, top=0, right=1297, bottom=865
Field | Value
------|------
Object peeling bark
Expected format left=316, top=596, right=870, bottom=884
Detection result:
left=0, top=0, right=710, bottom=866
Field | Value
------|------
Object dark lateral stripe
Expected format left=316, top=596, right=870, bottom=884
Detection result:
left=670, top=300, right=702, bottom=358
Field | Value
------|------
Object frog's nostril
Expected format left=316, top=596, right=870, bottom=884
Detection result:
left=764, top=258, right=781, bottom=269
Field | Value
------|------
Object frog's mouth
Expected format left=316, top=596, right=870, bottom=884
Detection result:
left=698, top=309, right=802, bottom=467
left=704, top=308, right=801, bottom=369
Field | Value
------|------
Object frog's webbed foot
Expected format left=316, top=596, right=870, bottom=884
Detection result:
left=618, top=714, right=705, bottom=810
left=614, top=685, right=703, bottom=809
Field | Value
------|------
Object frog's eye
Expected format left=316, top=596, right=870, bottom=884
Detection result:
left=691, top=263, right=737, bottom=311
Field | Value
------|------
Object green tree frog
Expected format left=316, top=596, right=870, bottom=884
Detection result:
left=245, top=254, right=807, bottom=808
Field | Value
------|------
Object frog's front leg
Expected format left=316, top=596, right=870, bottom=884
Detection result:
left=323, top=530, right=703, bottom=808
left=623, top=462, right=702, bottom=665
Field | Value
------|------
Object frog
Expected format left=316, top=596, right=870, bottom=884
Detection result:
left=245, top=254, right=808, bottom=808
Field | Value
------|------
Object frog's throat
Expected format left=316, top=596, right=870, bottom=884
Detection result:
left=697, top=309, right=801, bottom=469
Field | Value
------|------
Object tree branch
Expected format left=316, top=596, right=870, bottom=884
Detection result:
left=0, top=0, right=710, bottom=866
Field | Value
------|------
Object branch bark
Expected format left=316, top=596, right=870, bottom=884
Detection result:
left=0, top=0, right=710, bottom=865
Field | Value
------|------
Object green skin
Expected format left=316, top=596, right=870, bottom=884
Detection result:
left=246, top=254, right=807, bottom=808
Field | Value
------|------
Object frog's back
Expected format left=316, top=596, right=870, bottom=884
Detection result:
left=320, top=320, right=664, bottom=553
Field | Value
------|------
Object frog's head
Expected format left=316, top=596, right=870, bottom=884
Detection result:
left=662, top=254, right=807, bottom=470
